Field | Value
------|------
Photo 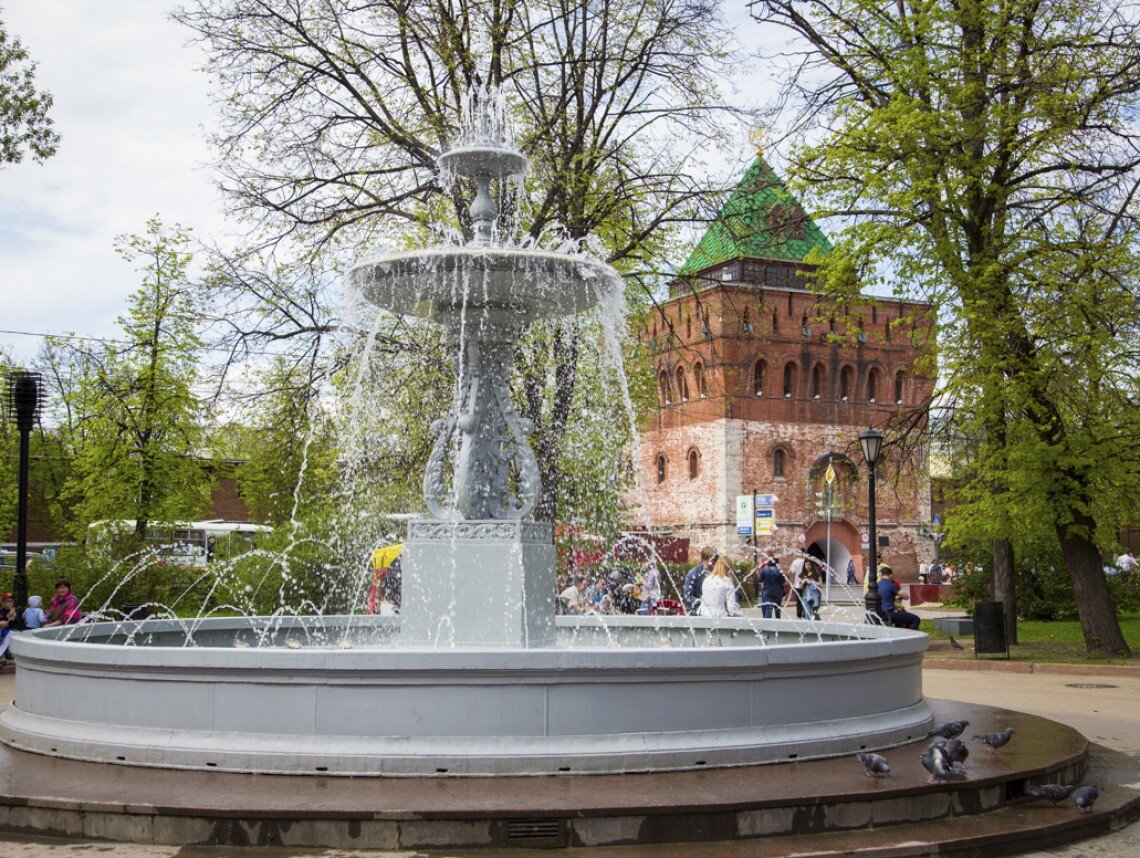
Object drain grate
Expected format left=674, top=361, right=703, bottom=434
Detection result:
left=1064, top=682, right=1117, bottom=689
left=505, top=818, right=566, bottom=848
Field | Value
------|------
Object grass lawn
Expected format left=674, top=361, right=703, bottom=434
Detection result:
left=921, top=613, right=1140, bottom=665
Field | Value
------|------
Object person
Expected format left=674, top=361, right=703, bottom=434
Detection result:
left=697, top=556, right=743, bottom=618
left=789, top=555, right=807, bottom=618
left=877, top=565, right=920, bottom=630
left=1116, top=551, right=1137, bottom=575
left=0, top=594, right=14, bottom=663
left=641, top=564, right=662, bottom=614
left=683, top=547, right=715, bottom=615
left=558, top=578, right=584, bottom=615
left=44, top=580, right=83, bottom=627
left=846, top=558, right=858, bottom=585
left=22, top=595, right=47, bottom=630
left=758, top=556, right=785, bottom=619
left=799, top=567, right=822, bottom=620
left=928, top=560, right=943, bottom=584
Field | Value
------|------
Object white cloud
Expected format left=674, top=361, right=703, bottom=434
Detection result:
left=0, top=1, right=228, bottom=360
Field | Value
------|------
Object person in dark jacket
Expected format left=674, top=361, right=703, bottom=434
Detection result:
left=758, top=557, right=786, bottom=619
left=682, top=547, right=716, bottom=615
left=877, top=565, right=920, bottom=630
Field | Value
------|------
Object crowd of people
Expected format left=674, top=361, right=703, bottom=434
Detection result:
left=0, top=579, right=85, bottom=666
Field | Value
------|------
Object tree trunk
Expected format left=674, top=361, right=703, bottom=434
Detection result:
left=992, top=538, right=1017, bottom=645
left=1058, top=511, right=1130, bottom=656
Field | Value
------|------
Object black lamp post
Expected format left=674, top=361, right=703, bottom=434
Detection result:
left=5, top=371, right=43, bottom=614
left=859, top=426, right=884, bottom=624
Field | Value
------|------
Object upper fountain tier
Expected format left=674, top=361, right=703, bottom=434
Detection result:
left=350, top=245, right=617, bottom=327
left=351, top=96, right=617, bottom=328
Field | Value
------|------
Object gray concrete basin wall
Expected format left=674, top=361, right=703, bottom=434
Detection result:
left=0, top=616, right=933, bottom=776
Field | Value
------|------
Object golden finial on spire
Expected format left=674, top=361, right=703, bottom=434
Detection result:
left=750, top=126, right=770, bottom=155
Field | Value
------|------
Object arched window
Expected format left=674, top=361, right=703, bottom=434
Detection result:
left=693, top=363, right=707, bottom=397
left=773, top=448, right=786, bottom=478
left=867, top=367, right=880, bottom=403
left=753, top=360, right=765, bottom=396
left=839, top=366, right=853, bottom=401
left=676, top=366, right=689, bottom=401
left=783, top=362, right=797, bottom=398
left=742, top=307, right=752, bottom=333
left=658, top=370, right=671, bottom=405
left=771, top=309, right=778, bottom=332
left=894, top=371, right=905, bottom=404
left=685, top=314, right=692, bottom=340
left=811, top=364, right=824, bottom=399
left=688, top=449, right=699, bottom=479
left=656, top=455, right=667, bottom=484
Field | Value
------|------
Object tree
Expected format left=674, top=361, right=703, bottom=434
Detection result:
left=0, top=16, right=58, bottom=165
left=176, top=0, right=743, bottom=523
left=63, top=219, right=210, bottom=540
left=750, top=0, right=1140, bottom=654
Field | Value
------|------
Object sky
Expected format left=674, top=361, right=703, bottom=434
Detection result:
left=0, top=2, right=786, bottom=364
left=0, top=2, right=225, bottom=362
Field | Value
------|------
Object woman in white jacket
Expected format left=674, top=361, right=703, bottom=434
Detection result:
left=698, top=556, right=743, bottom=618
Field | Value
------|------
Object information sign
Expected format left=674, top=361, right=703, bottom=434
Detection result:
left=736, top=495, right=754, bottom=535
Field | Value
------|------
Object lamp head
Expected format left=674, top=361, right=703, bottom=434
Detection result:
left=859, top=426, right=884, bottom=466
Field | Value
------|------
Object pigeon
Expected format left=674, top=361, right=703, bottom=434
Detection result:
left=1025, top=783, right=1075, bottom=806
left=930, top=738, right=969, bottom=767
left=949, top=636, right=965, bottom=650
left=972, top=727, right=1015, bottom=752
left=919, top=746, right=962, bottom=783
left=928, top=720, right=969, bottom=740
left=1073, top=785, right=1102, bottom=814
left=857, top=752, right=891, bottom=777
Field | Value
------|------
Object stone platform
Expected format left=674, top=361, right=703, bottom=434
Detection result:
left=0, top=699, right=1135, bottom=855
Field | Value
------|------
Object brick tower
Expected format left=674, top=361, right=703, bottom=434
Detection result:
left=635, top=154, right=935, bottom=580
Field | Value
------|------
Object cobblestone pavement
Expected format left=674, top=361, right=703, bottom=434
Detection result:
left=0, top=666, right=1136, bottom=857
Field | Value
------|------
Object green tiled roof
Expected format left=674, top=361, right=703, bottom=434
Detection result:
left=678, top=155, right=832, bottom=276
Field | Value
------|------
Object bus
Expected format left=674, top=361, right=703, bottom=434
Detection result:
left=87, top=519, right=272, bottom=566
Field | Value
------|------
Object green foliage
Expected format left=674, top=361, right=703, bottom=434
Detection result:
left=60, top=218, right=211, bottom=538
left=755, top=0, right=1140, bottom=654
left=0, top=17, right=58, bottom=164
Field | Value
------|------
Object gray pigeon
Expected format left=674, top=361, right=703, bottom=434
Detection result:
left=857, top=752, right=891, bottom=777
left=1073, top=785, right=1101, bottom=814
left=949, top=636, right=965, bottom=650
left=972, top=726, right=1015, bottom=752
left=928, top=719, right=970, bottom=740
left=919, top=746, right=960, bottom=783
left=930, top=738, right=969, bottom=767
left=1025, top=783, right=1075, bottom=806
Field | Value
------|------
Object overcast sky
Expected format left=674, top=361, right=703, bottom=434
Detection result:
left=0, top=2, right=229, bottom=361
left=0, top=2, right=784, bottom=364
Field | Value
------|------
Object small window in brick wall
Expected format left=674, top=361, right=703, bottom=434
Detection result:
left=895, top=371, right=905, bottom=404
left=688, top=449, right=699, bottom=479
left=656, top=455, right=667, bottom=484
left=753, top=360, right=765, bottom=396
left=774, top=449, right=786, bottom=478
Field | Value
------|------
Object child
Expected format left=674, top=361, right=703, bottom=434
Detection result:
left=23, top=595, right=47, bottom=630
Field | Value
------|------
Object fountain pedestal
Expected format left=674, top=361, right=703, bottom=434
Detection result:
left=401, top=520, right=555, bottom=648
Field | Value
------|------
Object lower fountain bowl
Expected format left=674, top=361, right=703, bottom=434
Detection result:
left=0, top=615, right=933, bottom=776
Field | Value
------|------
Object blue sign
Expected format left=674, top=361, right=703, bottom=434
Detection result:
left=755, top=494, right=777, bottom=507
left=737, top=526, right=753, bottom=535
left=755, top=509, right=774, bottom=518
left=932, top=513, right=942, bottom=526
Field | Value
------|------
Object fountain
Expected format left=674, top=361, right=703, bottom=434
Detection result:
left=0, top=91, right=934, bottom=778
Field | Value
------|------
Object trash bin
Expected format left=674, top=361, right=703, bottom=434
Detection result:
left=121, top=603, right=151, bottom=621
left=973, top=601, right=1008, bottom=658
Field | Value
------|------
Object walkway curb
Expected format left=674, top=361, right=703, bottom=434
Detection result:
left=924, top=658, right=1140, bottom=677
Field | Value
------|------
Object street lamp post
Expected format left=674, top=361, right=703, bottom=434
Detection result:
left=5, top=371, right=44, bottom=614
left=859, top=427, right=884, bottom=625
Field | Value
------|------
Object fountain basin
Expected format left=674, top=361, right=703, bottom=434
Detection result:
left=0, top=616, right=933, bottom=776
left=350, top=246, right=617, bottom=324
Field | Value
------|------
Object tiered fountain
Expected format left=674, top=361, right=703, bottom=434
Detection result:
left=0, top=94, right=933, bottom=777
